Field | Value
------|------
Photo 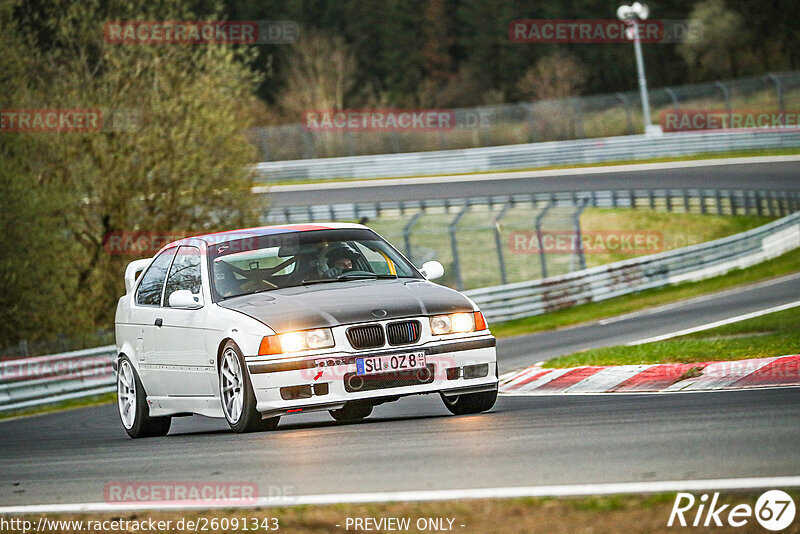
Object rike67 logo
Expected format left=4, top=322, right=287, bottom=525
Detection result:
left=668, top=490, right=796, bottom=530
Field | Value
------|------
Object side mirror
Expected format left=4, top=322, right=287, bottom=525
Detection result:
left=419, top=261, right=445, bottom=281
left=168, top=289, right=203, bottom=309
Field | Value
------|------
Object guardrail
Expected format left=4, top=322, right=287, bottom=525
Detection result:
left=465, top=210, right=800, bottom=323
left=0, top=345, right=116, bottom=413
left=264, top=188, right=800, bottom=224
left=3, top=210, right=799, bottom=412
left=255, top=130, right=800, bottom=183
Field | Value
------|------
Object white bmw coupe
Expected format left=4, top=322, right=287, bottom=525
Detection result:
left=114, top=223, right=498, bottom=437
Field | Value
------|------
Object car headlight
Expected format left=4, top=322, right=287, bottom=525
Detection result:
left=259, top=328, right=335, bottom=355
left=430, top=312, right=487, bottom=335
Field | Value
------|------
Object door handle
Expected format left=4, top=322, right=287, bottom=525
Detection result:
left=155, top=318, right=163, bottom=327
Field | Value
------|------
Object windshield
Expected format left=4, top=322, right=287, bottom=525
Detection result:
left=207, top=228, right=420, bottom=300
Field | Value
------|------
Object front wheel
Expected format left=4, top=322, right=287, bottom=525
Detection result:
left=117, top=357, right=171, bottom=438
left=440, top=388, right=497, bottom=415
left=219, top=341, right=280, bottom=433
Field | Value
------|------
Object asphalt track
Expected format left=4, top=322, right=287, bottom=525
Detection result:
left=1, top=387, right=798, bottom=507
left=1, top=275, right=798, bottom=507
left=267, top=159, right=800, bottom=207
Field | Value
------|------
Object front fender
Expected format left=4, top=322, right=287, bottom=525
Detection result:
left=218, top=328, right=265, bottom=363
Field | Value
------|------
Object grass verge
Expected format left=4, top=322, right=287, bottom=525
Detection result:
left=490, top=247, right=800, bottom=339
left=0, top=392, right=116, bottom=422
left=370, top=207, right=773, bottom=291
left=543, top=305, right=800, bottom=368
left=5, top=492, right=796, bottom=533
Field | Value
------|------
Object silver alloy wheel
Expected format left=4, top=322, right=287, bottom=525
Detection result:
left=220, top=347, right=244, bottom=424
left=117, top=360, right=137, bottom=429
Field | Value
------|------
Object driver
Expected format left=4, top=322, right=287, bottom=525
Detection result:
left=323, top=246, right=359, bottom=278
left=213, top=260, right=241, bottom=297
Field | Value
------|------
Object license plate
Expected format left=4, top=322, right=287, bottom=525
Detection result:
left=356, top=352, right=426, bottom=376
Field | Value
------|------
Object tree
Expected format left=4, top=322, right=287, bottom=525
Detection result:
left=1, top=0, right=262, bottom=349
left=277, top=31, right=358, bottom=117
left=276, top=30, right=359, bottom=157
left=516, top=51, right=587, bottom=101
left=516, top=51, right=587, bottom=141
left=0, top=0, right=77, bottom=349
left=419, top=0, right=455, bottom=101
left=678, top=0, right=747, bottom=79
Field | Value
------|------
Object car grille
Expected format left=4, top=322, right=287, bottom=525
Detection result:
left=346, top=324, right=385, bottom=349
left=343, top=364, right=435, bottom=392
left=386, top=320, right=421, bottom=346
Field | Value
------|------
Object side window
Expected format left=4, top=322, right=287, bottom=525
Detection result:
left=135, top=248, right=177, bottom=306
left=164, top=246, right=202, bottom=307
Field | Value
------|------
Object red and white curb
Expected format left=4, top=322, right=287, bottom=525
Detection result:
left=499, top=355, right=800, bottom=395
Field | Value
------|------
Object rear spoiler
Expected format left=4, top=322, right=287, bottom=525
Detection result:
left=124, top=258, right=152, bottom=293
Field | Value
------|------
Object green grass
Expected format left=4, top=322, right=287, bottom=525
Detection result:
left=370, top=208, right=773, bottom=291
left=490, top=246, right=800, bottom=339
left=0, top=391, right=116, bottom=421
left=543, top=306, right=800, bottom=368
left=263, top=148, right=800, bottom=186
left=580, top=209, right=772, bottom=268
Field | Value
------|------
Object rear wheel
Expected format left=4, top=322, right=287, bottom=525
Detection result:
left=329, top=401, right=373, bottom=422
left=440, top=388, right=497, bottom=415
left=117, top=357, right=171, bottom=438
left=220, top=341, right=280, bottom=433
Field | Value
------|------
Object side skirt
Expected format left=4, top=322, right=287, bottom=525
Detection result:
left=146, top=395, right=225, bottom=418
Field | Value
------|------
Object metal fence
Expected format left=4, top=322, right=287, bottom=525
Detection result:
left=466, top=210, right=800, bottom=323
left=265, top=188, right=800, bottom=291
left=251, top=71, right=800, bottom=163
left=254, top=130, right=800, bottom=183
left=0, top=345, right=116, bottom=413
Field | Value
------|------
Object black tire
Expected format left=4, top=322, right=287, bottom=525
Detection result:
left=219, top=340, right=280, bottom=433
left=440, top=387, right=498, bottom=415
left=117, top=356, right=171, bottom=439
left=329, top=401, right=373, bottom=422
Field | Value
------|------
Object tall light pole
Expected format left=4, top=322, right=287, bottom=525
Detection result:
left=617, top=2, right=656, bottom=135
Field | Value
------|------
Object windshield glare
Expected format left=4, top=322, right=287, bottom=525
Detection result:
left=208, top=229, right=420, bottom=300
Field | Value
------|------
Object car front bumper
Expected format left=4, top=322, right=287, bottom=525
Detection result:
left=247, top=335, right=498, bottom=417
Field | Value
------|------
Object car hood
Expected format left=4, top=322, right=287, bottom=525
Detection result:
left=218, top=279, right=474, bottom=332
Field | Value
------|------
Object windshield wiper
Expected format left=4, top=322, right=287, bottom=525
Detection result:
left=345, top=274, right=397, bottom=279
left=301, top=278, right=342, bottom=285
left=301, top=274, right=397, bottom=285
